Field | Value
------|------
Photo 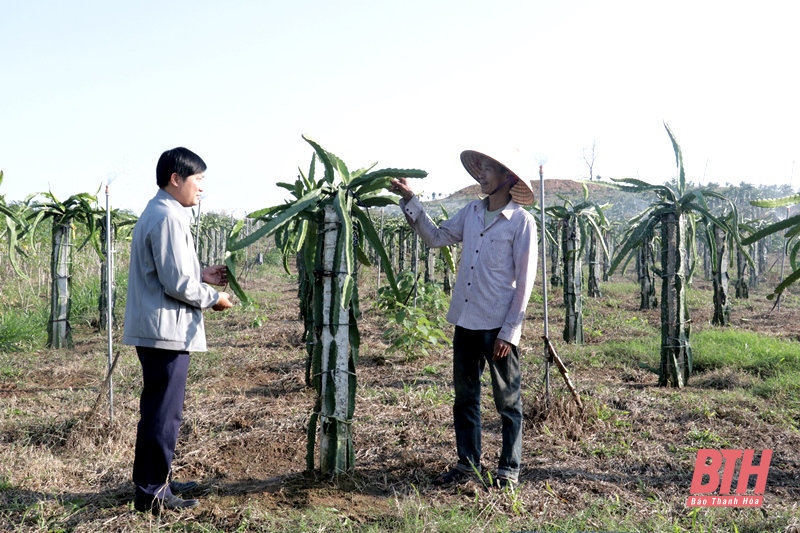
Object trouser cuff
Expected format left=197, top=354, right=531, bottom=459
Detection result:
left=497, top=467, right=519, bottom=481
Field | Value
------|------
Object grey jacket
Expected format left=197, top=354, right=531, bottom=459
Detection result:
left=122, top=189, right=220, bottom=351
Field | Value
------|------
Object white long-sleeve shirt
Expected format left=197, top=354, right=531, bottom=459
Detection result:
left=399, top=195, right=537, bottom=346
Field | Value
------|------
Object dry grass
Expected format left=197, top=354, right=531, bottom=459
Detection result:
left=1, top=265, right=800, bottom=532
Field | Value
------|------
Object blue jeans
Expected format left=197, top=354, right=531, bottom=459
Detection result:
left=452, top=326, right=522, bottom=481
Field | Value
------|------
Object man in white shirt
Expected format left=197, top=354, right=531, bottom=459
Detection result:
left=390, top=149, right=537, bottom=489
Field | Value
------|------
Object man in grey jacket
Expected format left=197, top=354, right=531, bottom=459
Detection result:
left=123, top=147, right=233, bottom=514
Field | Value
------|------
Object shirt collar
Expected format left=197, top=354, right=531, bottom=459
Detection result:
left=155, top=188, right=193, bottom=220
left=477, top=197, right=519, bottom=220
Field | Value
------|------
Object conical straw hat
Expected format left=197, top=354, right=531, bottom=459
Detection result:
left=460, top=149, right=535, bottom=206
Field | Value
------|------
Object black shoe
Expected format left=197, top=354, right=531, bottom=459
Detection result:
left=432, top=467, right=471, bottom=486
left=169, top=480, right=198, bottom=494
left=134, top=493, right=200, bottom=515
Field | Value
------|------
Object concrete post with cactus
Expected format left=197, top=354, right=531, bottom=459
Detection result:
left=606, top=123, right=741, bottom=387
left=637, top=227, right=657, bottom=310
left=549, top=220, right=562, bottom=287
left=316, top=204, right=357, bottom=473
left=550, top=188, right=607, bottom=344
left=561, top=217, right=583, bottom=343
left=29, top=190, right=104, bottom=349
left=711, top=224, right=730, bottom=325
left=587, top=230, right=602, bottom=298
left=49, top=219, right=73, bottom=348
left=99, top=218, right=115, bottom=331
left=659, top=212, right=692, bottom=387
left=227, top=134, right=426, bottom=475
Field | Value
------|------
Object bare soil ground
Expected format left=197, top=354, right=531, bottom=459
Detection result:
left=1, top=267, right=799, bottom=532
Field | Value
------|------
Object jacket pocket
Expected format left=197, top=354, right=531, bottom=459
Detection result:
left=157, top=293, right=183, bottom=341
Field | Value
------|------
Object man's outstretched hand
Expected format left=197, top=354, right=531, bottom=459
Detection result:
left=388, top=178, right=415, bottom=201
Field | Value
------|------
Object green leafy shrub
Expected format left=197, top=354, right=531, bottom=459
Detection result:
left=377, top=271, right=451, bottom=360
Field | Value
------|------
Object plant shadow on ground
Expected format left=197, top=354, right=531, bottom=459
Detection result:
left=1, top=266, right=800, bottom=532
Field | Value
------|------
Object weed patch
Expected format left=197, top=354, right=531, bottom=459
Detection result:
left=692, top=329, right=800, bottom=374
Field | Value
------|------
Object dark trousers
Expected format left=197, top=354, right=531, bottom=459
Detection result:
left=452, top=326, right=522, bottom=480
left=132, top=347, right=190, bottom=500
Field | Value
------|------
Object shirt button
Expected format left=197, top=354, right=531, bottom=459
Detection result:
left=476, top=250, right=479, bottom=253
left=471, top=266, right=474, bottom=269
left=465, top=299, right=468, bottom=302
left=468, top=282, right=471, bottom=286
left=480, top=233, right=484, bottom=237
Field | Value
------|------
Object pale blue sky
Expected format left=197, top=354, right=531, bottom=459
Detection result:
left=1, top=1, right=798, bottom=215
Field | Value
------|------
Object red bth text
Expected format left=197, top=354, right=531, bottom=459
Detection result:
left=686, top=449, right=772, bottom=508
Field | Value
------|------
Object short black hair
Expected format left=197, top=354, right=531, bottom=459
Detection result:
left=156, top=147, right=207, bottom=188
